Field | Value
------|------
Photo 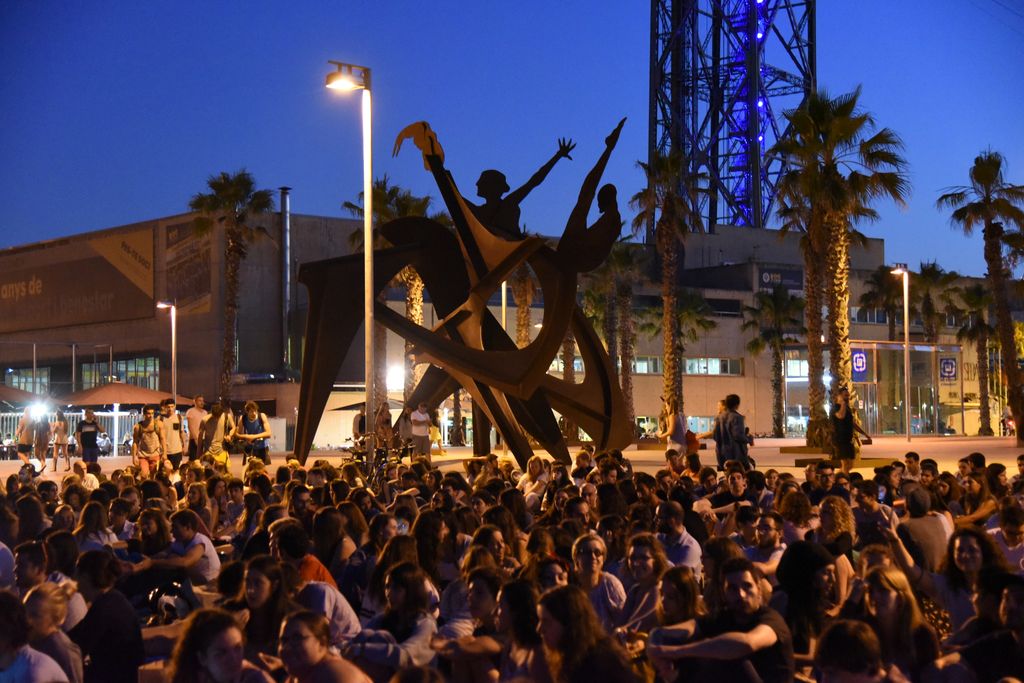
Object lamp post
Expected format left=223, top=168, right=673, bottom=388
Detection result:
left=891, top=264, right=911, bottom=442
left=326, top=61, right=375, bottom=448
left=156, top=301, right=177, bottom=406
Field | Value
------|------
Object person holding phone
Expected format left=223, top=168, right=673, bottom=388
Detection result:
left=160, top=398, right=185, bottom=471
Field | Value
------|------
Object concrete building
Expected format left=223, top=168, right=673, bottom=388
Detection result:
left=0, top=207, right=1006, bottom=451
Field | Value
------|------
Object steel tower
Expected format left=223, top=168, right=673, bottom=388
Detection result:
left=649, top=0, right=815, bottom=235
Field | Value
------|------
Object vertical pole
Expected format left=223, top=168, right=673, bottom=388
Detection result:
left=362, top=86, right=375, bottom=453
left=501, top=281, right=507, bottom=331
left=71, top=343, right=76, bottom=394
left=32, top=344, right=37, bottom=394
left=170, top=305, right=178, bottom=405
left=903, top=272, right=911, bottom=441
left=109, top=346, right=114, bottom=383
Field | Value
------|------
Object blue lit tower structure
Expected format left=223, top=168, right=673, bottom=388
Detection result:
left=649, top=0, right=815, bottom=235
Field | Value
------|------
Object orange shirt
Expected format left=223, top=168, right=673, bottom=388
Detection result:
left=299, top=554, right=338, bottom=588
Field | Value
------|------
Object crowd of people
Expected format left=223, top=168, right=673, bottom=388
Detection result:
left=1, top=405, right=1024, bottom=682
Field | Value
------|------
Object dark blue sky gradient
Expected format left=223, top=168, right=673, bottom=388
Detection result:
left=1, top=1, right=1022, bottom=276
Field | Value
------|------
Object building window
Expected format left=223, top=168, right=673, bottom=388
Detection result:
left=82, top=357, right=160, bottom=390
left=632, top=356, right=662, bottom=375
left=786, top=358, right=809, bottom=378
left=684, top=357, right=742, bottom=376
left=548, top=356, right=584, bottom=375
left=5, top=368, right=50, bottom=394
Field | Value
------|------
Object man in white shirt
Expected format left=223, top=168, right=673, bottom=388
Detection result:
left=160, top=398, right=186, bottom=470
left=184, top=395, right=208, bottom=463
left=410, top=402, right=432, bottom=458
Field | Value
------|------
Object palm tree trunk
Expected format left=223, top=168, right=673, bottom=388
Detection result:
left=659, top=228, right=682, bottom=411
left=617, top=283, right=636, bottom=424
left=603, top=290, right=619, bottom=378
left=984, top=220, right=1024, bottom=445
left=511, top=266, right=534, bottom=348
left=977, top=329, right=994, bottom=436
left=887, top=307, right=897, bottom=343
left=374, top=292, right=388, bottom=410
left=451, top=387, right=465, bottom=446
left=561, top=331, right=578, bottom=444
left=220, top=230, right=243, bottom=402
left=403, top=270, right=424, bottom=401
left=804, top=242, right=828, bottom=447
left=826, top=215, right=852, bottom=396
left=771, top=342, right=785, bottom=438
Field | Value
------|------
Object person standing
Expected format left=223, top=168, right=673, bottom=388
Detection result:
left=199, top=401, right=234, bottom=473
left=657, top=397, right=688, bottom=453
left=830, top=386, right=869, bottom=474
left=131, top=405, right=165, bottom=479
left=234, top=400, right=272, bottom=465
left=720, top=394, right=753, bottom=470
left=184, top=395, right=207, bottom=463
left=352, top=405, right=367, bottom=445
left=410, top=402, right=432, bottom=459
left=159, top=399, right=185, bottom=471
left=14, top=407, right=36, bottom=469
left=75, top=410, right=101, bottom=465
left=49, top=411, right=70, bottom=472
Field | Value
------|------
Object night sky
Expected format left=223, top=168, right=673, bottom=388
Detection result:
left=2, top=1, right=1022, bottom=277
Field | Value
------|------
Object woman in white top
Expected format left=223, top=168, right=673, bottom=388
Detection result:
left=516, top=455, right=549, bottom=513
left=51, top=411, right=70, bottom=472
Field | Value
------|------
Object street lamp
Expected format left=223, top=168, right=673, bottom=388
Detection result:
left=891, top=264, right=911, bottom=442
left=326, top=60, right=375, bottom=448
left=156, top=301, right=177, bottom=407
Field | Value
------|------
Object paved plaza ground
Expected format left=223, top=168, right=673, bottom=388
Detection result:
left=4, top=434, right=1022, bottom=486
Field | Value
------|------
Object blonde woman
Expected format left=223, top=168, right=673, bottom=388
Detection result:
left=862, top=565, right=939, bottom=679
left=811, top=495, right=857, bottom=611
left=516, top=455, right=549, bottom=512
left=24, top=582, right=84, bottom=683
left=51, top=410, right=70, bottom=472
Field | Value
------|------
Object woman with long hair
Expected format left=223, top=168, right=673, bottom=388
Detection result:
left=809, top=495, right=857, bottom=607
left=51, top=410, right=70, bottom=472
left=72, top=501, right=118, bottom=552
left=235, top=492, right=265, bottom=542
left=884, top=522, right=1011, bottom=631
left=646, top=566, right=704, bottom=682
left=410, top=509, right=449, bottom=588
left=339, top=513, right=398, bottom=615
left=596, top=515, right=629, bottom=584
left=224, top=555, right=299, bottom=662
left=15, top=494, right=49, bottom=544
left=537, top=584, right=636, bottom=683
left=167, top=608, right=272, bottom=683
left=364, top=535, right=421, bottom=623
left=958, top=472, right=998, bottom=526
left=185, top=482, right=214, bottom=534
left=311, top=506, right=355, bottom=586
left=618, top=532, right=669, bottom=633
left=496, top=579, right=550, bottom=683
left=571, top=534, right=626, bottom=632
left=778, top=490, right=818, bottom=545
left=862, top=565, right=939, bottom=680
left=278, top=611, right=369, bottom=683
left=437, top=545, right=499, bottom=639
left=24, top=581, right=84, bottom=683
left=432, top=567, right=504, bottom=682
left=700, top=536, right=745, bottom=615
left=348, top=562, right=438, bottom=682
left=482, top=505, right=526, bottom=567
left=139, top=507, right=173, bottom=556
left=936, top=473, right=965, bottom=517
left=516, top=455, right=549, bottom=512
left=337, top=500, right=370, bottom=548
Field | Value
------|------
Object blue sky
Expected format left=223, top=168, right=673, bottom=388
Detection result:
left=1, top=0, right=1022, bottom=276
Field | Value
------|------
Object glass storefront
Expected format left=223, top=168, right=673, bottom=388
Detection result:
left=783, top=342, right=967, bottom=437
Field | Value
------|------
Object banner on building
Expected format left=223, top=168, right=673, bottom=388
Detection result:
left=164, top=220, right=212, bottom=314
left=939, top=357, right=957, bottom=383
left=852, top=349, right=870, bottom=382
left=0, top=226, right=155, bottom=333
left=758, top=267, right=804, bottom=294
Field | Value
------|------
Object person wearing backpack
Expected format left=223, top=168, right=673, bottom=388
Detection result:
left=233, top=400, right=273, bottom=464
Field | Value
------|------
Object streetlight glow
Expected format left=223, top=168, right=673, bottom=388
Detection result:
left=891, top=264, right=911, bottom=442
left=156, top=300, right=177, bottom=405
left=326, top=59, right=375, bottom=451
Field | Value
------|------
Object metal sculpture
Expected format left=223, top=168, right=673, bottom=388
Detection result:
left=292, top=120, right=633, bottom=467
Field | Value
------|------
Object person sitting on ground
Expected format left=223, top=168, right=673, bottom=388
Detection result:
left=647, top=557, right=794, bottom=683
left=131, top=508, right=221, bottom=588
left=167, top=607, right=273, bottom=683
left=13, top=540, right=87, bottom=631
left=813, top=619, right=910, bottom=683
left=268, top=518, right=336, bottom=588
left=0, top=590, right=69, bottom=683
left=23, top=582, right=84, bottom=683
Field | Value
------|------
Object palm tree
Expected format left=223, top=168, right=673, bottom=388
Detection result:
left=859, top=264, right=903, bottom=342
left=777, top=198, right=829, bottom=446
left=630, top=151, right=703, bottom=412
left=344, top=176, right=449, bottom=404
left=913, top=261, right=958, bottom=343
left=606, top=242, right=648, bottom=423
left=743, top=285, right=805, bottom=437
left=189, top=170, right=275, bottom=401
left=773, top=88, right=910, bottom=445
left=561, top=330, right=578, bottom=444
left=451, top=387, right=465, bottom=446
left=946, top=284, right=995, bottom=435
left=938, top=151, right=1024, bottom=444
left=676, top=289, right=717, bottom=359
